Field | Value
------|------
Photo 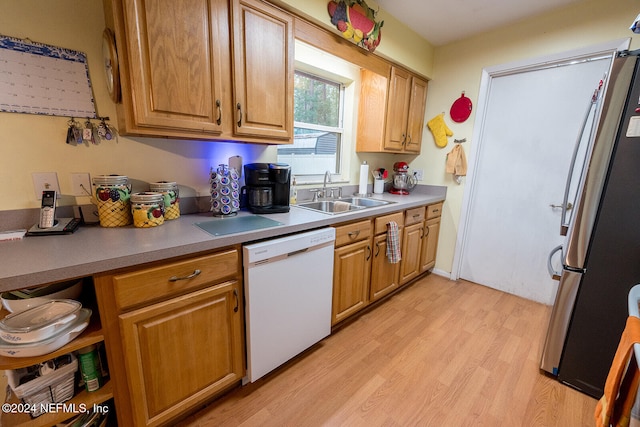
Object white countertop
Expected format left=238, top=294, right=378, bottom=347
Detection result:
left=0, top=187, right=446, bottom=292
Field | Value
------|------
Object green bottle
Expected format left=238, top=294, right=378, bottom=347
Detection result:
left=77, top=345, right=102, bottom=392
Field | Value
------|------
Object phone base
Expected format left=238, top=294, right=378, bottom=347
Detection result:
left=27, top=218, right=80, bottom=236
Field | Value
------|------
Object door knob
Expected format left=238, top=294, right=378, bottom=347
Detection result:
left=550, top=202, right=573, bottom=210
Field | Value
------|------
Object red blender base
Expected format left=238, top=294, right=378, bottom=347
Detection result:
left=389, top=188, right=410, bottom=195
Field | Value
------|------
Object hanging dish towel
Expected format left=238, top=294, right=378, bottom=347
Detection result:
left=446, top=144, right=468, bottom=176
left=427, top=113, right=453, bottom=148
left=595, top=316, right=640, bottom=427
left=386, top=221, right=401, bottom=264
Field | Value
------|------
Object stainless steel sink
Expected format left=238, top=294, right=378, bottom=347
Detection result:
left=296, top=200, right=365, bottom=214
left=338, top=197, right=393, bottom=207
left=295, top=197, right=393, bottom=215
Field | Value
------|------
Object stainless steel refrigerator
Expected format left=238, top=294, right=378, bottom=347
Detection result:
left=541, top=50, right=640, bottom=398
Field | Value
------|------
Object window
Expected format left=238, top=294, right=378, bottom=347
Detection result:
left=277, top=71, right=345, bottom=176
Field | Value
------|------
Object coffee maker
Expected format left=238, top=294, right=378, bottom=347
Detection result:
left=242, top=163, right=291, bottom=213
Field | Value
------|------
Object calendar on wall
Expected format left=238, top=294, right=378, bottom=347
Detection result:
left=0, top=34, right=96, bottom=118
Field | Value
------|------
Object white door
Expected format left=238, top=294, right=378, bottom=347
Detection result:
left=454, top=42, right=627, bottom=305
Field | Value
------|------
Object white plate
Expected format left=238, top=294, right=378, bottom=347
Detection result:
left=0, top=309, right=91, bottom=357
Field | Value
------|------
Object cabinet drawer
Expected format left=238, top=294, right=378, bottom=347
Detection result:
left=426, top=202, right=443, bottom=219
left=112, top=249, right=240, bottom=311
left=405, top=207, right=425, bottom=226
left=334, top=220, right=372, bottom=247
left=374, top=212, right=404, bottom=235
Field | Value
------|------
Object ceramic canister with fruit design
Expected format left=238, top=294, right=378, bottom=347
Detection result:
left=131, top=192, right=165, bottom=228
left=149, top=181, right=180, bottom=220
left=92, top=175, right=132, bottom=227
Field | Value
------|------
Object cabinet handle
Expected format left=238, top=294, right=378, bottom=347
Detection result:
left=407, top=134, right=412, bottom=144
left=413, top=214, right=421, bottom=219
left=168, top=269, right=201, bottom=282
left=424, top=225, right=430, bottom=237
left=233, top=289, right=239, bottom=313
left=348, top=230, right=361, bottom=239
left=375, top=241, right=381, bottom=257
left=401, top=133, right=406, bottom=146
left=366, top=245, right=371, bottom=261
left=236, top=103, right=243, bottom=127
left=216, top=99, right=222, bottom=125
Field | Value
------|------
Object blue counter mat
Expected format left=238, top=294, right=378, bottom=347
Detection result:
left=195, top=215, right=283, bottom=236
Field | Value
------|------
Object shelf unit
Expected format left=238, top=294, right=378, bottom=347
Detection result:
left=0, top=304, right=113, bottom=426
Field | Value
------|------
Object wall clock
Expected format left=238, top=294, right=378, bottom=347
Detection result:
left=102, top=28, right=120, bottom=103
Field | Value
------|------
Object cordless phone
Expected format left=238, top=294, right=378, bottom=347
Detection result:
left=39, top=190, right=57, bottom=228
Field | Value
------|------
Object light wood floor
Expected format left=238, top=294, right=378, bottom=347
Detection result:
left=177, top=274, right=596, bottom=426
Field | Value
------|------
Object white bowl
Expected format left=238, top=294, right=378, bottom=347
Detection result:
left=1, top=280, right=82, bottom=313
left=0, top=308, right=91, bottom=357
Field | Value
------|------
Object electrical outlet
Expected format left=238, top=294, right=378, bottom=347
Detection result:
left=32, top=172, right=60, bottom=199
left=71, top=173, right=92, bottom=196
left=414, top=169, right=424, bottom=181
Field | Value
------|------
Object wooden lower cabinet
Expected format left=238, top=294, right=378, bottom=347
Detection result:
left=332, top=204, right=443, bottom=325
left=94, top=246, right=245, bottom=427
left=370, top=212, right=404, bottom=302
left=420, top=202, right=443, bottom=273
left=332, top=220, right=372, bottom=325
left=399, top=207, right=426, bottom=285
left=120, top=282, right=243, bottom=426
left=420, top=217, right=441, bottom=272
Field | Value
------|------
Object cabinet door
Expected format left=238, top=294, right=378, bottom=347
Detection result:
left=122, top=0, right=225, bottom=134
left=232, top=0, right=293, bottom=140
left=404, top=76, right=428, bottom=153
left=420, top=217, right=441, bottom=272
left=370, top=234, right=401, bottom=302
left=384, top=67, right=411, bottom=151
left=399, top=222, right=423, bottom=285
left=119, top=281, right=244, bottom=427
left=332, top=239, right=371, bottom=325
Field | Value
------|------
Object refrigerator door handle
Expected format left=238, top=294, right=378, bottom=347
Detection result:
left=548, top=245, right=563, bottom=280
left=560, top=83, right=603, bottom=236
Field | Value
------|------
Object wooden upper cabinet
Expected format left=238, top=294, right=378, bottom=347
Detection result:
left=385, top=67, right=412, bottom=151
left=231, top=0, right=294, bottom=140
left=107, top=0, right=293, bottom=142
left=405, top=75, right=428, bottom=153
left=357, top=66, right=428, bottom=153
left=119, top=0, right=225, bottom=136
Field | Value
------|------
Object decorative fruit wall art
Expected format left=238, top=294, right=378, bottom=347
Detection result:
left=328, top=0, right=383, bottom=52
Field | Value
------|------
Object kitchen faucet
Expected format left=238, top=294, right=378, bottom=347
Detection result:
left=323, top=170, right=331, bottom=196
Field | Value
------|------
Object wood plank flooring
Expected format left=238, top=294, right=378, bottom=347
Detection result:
left=176, top=274, right=597, bottom=426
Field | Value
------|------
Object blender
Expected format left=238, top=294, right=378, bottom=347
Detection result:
left=390, top=162, right=417, bottom=195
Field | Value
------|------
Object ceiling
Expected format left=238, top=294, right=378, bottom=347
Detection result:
left=375, top=0, right=583, bottom=46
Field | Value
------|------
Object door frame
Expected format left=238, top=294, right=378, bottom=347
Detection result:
left=450, top=38, right=630, bottom=282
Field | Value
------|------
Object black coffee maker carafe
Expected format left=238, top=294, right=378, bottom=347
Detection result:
left=242, top=163, right=291, bottom=213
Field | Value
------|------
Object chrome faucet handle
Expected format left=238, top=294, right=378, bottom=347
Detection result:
left=329, top=187, right=340, bottom=199
left=309, top=189, right=320, bottom=202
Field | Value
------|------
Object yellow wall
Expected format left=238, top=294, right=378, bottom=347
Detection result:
left=0, top=0, right=432, bottom=212
left=418, top=0, right=640, bottom=274
left=2, top=0, right=639, bottom=278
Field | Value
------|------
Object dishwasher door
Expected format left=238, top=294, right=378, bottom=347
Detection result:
left=243, top=227, right=336, bottom=383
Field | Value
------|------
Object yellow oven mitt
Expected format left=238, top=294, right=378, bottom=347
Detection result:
left=427, top=113, right=453, bottom=148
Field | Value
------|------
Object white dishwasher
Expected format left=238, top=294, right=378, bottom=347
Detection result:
left=243, top=227, right=336, bottom=383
